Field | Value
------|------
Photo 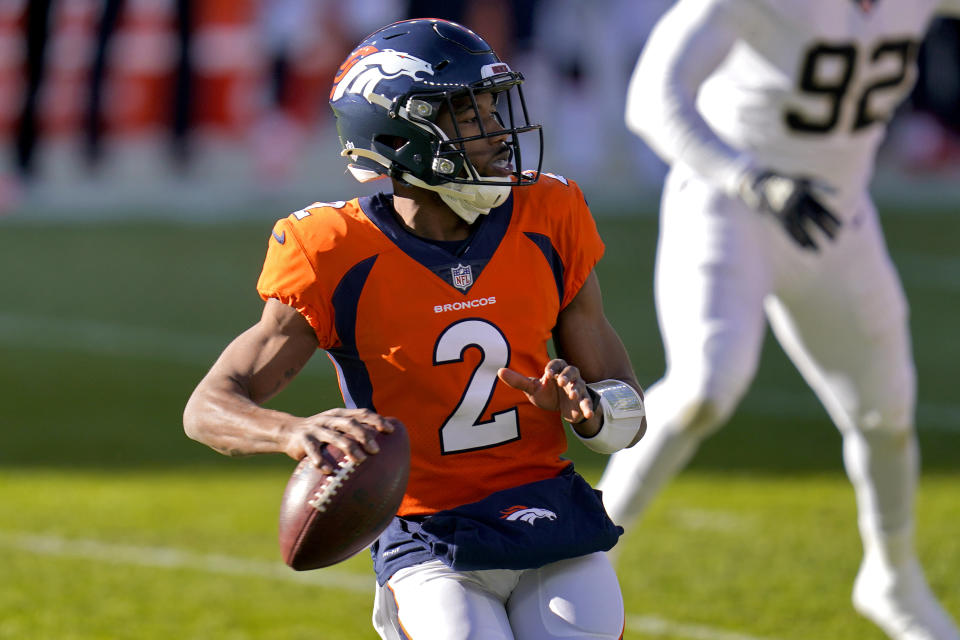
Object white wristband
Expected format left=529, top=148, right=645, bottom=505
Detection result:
left=574, top=379, right=646, bottom=455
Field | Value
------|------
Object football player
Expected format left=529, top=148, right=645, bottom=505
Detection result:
left=183, top=19, right=646, bottom=640
left=597, top=2, right=960, bottom=640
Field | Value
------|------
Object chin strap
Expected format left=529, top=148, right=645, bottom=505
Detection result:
left=401, top=173, right=512, bottom=224
left=341, top=148, right=513, bottom=224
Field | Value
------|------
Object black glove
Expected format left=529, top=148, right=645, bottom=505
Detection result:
left=738, top=170, right=842, bottom=250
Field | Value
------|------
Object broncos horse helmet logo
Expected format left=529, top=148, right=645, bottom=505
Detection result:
left=499, top=505, right=558, bottom=525
left=330, top=46, right=435, bottom=103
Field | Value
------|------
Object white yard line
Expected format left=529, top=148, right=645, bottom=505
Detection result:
left=0, top=530, right=372, bottom=592
left=0, top=530, right=788, bottom=640
left=626, top=615, right=785, bottom=640
left=0, top=312, right=227, bottom=366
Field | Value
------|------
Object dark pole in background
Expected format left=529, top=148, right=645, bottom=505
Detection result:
left=15, top=0, right=55, bottom=180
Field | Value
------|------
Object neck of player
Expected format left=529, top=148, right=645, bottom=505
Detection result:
left=391, top=182, right=475, bottom=242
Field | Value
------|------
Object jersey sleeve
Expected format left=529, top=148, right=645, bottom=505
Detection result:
left=256, top=215, right=338, bottom=348
left=550, top=176, right=605, bottom=309
left=625, top=0, right=765, bottom=195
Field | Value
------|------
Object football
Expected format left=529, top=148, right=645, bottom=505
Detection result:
left=278, top=423, right=410, bottom=570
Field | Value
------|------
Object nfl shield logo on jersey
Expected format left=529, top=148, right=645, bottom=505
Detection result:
left=451, top=264, right=473, bottom=290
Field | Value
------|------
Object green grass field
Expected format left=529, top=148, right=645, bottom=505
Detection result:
left=1, top=205, right=957, bottom=640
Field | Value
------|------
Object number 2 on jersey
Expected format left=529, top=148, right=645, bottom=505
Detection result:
left=785, top=38, right=919, bottom=134
left=434, top=319, right=520, bottom=454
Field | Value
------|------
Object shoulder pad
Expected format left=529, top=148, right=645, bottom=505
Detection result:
left=289, top=201, right=349, bottom=221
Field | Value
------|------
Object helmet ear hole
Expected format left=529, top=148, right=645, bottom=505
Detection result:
left=375, top=134, right=408, bottom=151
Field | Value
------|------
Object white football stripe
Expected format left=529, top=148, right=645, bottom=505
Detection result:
left=671, top=508, right=754, bottom=533
left=626, top=615, right=786, bottom=640
left=0, top=312, right=228, bottom=365
left=0, top=530, right=372, bottom=592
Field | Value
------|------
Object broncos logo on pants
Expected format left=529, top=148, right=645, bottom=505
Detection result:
left=500, top=505, right=558, bottom=525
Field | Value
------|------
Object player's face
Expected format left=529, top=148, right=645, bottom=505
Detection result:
left=437, top=91, right=513, bottom=178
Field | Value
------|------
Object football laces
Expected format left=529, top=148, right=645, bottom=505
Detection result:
left=307, top=459, right=358, bottom=512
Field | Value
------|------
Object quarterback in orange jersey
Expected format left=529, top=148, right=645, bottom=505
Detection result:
left=257, top=176, right=607, bottom=517
left=184, top=18, right=645, bottom=640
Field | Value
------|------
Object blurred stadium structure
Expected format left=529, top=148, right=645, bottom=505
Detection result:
left=2, top=0, right=960, bottom=221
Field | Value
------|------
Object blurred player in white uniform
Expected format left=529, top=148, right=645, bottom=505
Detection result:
left=597, top=1, right=960, bottom=639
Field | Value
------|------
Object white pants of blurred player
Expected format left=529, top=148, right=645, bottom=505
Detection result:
left=601, top=161, right=920, bottom=567
left=372, top=552, right=624, bottom=639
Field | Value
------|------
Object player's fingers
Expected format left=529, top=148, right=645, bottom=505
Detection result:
left=556, top=364, right=581, bottom=384
left=557, top=369, right=594, bottom=420
left=301, top=434, right=337, bottom=474
left=379, top=416, right=401, bottom=434
left=798, top=192, right=841, bottom=238
left=328, top=431, right=372, bottom=463
left=561, top=374, right=582, bottom=401
left=544, top=359, right=568, bottom=379
left=322, top=407, right=394, bottom=439
left=556, top=365, right=582, bottom=396
left=322, top=407, right=354, bottom=417
left=306, top=413, right=381, bottom=460
left=336, top=416, right=384, bottom=455
left=814, top=207, right=842, bottom=238
left=355, top=410, right=396, bottom=434
left=324, top=406, right=381, bottom=423
left=498, top=367, right=537, bottom=393
left=577, top=392, right=595, bottom=421
left=788, top=219, right=817, bottom=250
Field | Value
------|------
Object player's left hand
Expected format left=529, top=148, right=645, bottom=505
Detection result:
left=739, top=170, right=843, bottom=250
left=498, top=359, right=598, bottom=431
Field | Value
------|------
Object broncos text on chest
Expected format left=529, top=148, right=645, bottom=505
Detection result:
left=433, top=296, right=498, bottom=314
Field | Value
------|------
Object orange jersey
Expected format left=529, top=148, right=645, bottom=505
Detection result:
left=256, top=173, right=605, bottom=516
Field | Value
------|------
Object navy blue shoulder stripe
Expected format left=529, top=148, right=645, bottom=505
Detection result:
left=328, top=255, right=378, bottom=411
left=523, top=232, right=564, bottom=305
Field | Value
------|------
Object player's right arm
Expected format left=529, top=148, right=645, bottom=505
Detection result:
left=630, top=0, right=841, bottom=249
left=626, top=0, right=756, bottom=194
left=183, top=298, right=394, bottom=472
